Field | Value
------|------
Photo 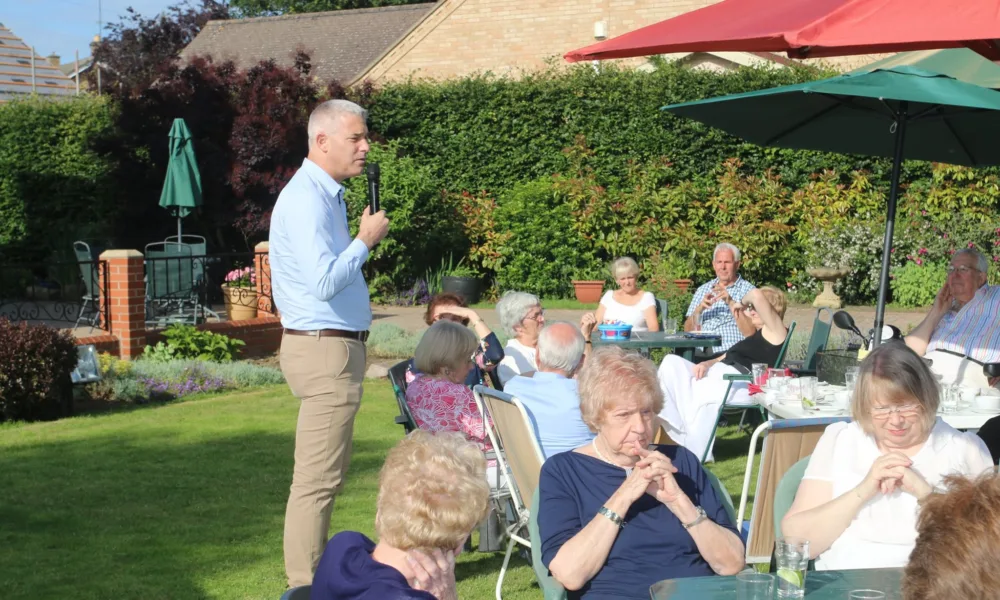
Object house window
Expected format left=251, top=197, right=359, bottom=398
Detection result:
left=16, top=59, right=29, bottom=65
left=12, top=78, right=25, bottom=82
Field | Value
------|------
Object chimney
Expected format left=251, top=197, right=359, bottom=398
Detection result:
left=47, top=53, right=60, bottom=67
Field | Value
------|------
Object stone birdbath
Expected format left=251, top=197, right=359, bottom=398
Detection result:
left=807, top=266, right=851, bottom=309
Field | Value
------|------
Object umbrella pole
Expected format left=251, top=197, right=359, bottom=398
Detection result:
left=177, top=215, right=182, bottom=241
left=872, top=101, right=908, bottom=348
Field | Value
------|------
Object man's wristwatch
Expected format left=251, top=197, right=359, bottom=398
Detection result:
left=681, top=506, right=708, bottom=529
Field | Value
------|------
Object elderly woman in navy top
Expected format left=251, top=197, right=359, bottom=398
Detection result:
left=539, top=346, right=744, bottom=599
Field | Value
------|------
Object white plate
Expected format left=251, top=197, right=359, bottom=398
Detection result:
left=971, top=407, right=1000, bottom=415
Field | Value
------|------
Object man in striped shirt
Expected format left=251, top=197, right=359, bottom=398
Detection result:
left=905, top=248, right=1000, bottom=387
left=684, top=243, right=757, bottom=355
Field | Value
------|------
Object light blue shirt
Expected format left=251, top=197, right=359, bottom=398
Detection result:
left=269, top=158, right=371, bottom=331
left=504, top=371, right=595, bottom=460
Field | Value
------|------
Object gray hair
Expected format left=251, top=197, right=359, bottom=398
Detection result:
left=537, top=322, right=585, bottom=375
left=953, top=248, right=989, bottom=273
left=852, top=342, right=939, bottom=438
left=307, top=99, right=368, bottom=148
left=713, top=243, right=742, bottom=263
left=611, top=257, right=640, bottom=279
left=496, top=291, right=541, bottom=337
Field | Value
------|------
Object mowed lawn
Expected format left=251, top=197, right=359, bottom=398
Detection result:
left=0, top=380, right=758, bottom=600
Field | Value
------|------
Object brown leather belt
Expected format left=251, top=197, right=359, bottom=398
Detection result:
left=283, top=328, right=369, bottom=342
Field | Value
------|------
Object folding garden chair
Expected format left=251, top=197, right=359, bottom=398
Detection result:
left=145, top=241, right=201, bottom=325
left=701, top=321, right=797, bottom=463
left=72, top=241, right=102, bottom=329
left=785, top=308, right=833, bottom=376
left=736, top=417, right=849, bottom=565
left=473, top=385, right=545, bottom=600
left=388, top=359, right=417, bottom=433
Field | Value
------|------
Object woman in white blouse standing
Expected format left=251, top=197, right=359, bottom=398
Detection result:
left=782, top=343, right=993, bottom=570
left=593, top=257, right=659, bottom=332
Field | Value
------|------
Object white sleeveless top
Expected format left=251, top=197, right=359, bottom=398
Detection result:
left=600, top=291, right=655, bottom=331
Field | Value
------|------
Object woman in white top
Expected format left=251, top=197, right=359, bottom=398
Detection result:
left=495, top=291, right=545, bottom=385
left=593, top=257, right=658, bottom=332
left=782, top=343, right=993, bottom=571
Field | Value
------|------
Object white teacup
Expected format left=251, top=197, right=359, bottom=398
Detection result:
left=974, top=395, right=1000, bottom=411
left=960, top=387, right=978, bottom=405
left=831, top=391, right=850, bottom=409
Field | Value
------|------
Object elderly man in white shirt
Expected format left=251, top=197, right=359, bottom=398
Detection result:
left=905, top=248, right=1000, bottom=388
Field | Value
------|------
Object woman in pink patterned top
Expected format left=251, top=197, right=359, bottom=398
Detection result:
left=406, top=320, right=498, bottom=487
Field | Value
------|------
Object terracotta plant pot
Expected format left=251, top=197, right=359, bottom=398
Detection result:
left=222, top=285, right=258, bottom=321
left=571, top=280, right=604, bottom=303
left=673, top=278, right=693, bottom=293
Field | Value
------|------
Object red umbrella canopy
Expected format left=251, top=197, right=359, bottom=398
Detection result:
left=565, top=0, right=1000, bottom=63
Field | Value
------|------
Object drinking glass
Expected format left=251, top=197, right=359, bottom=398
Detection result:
left=663, top=318, right=678, bottom=334
left=844, top=366, right=860, bottom=391
left=941, top=384, right=960, bottom=414
left=752, top=363, right=768, bottom=386
left=737, top=573, right=774, bottom=600
left=775, top=537, right=809, bottom=599
left=799, top=377, right=818, bottom=408
left=848, top=591, right=886, bottom=600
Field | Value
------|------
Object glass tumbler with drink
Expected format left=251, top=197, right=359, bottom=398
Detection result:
left=775, top=537, right=809, bottom=598
left=844, top=366, right=860, bottom=393
left=752, top=363, right=768, bottom=387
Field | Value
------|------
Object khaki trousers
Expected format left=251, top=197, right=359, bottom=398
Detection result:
left=280, top=333, right=366, bottom=587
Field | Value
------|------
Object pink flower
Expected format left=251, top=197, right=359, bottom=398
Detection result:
left=916, top=258, right=923, bottom=266
left=943, top=234, right=949, bottom=239
left=890, top=247, right=896, bottom=253
left=969, top=242, right=976, bottom=248
left=918, top=248, right=927, bottom=255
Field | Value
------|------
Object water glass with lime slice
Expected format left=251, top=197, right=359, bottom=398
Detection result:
left=775, top=537, right=809, bottom=599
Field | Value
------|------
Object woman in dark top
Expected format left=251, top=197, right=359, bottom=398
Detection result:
left=312, top=430, right=489, bottom=600
left=539, top=347, right=744, bottom=600
left=657, top=287, right=788, bottom=461
left=406, top=292, right=504, bottom=388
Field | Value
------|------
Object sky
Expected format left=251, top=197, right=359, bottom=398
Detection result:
left=4, top=0, right=178, bottom=63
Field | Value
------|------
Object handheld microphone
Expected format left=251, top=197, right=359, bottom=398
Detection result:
left=366, top=162, right=380, bottom=214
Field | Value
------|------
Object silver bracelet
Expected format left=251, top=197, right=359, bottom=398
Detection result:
left=598, top=506, right=625, bottom=529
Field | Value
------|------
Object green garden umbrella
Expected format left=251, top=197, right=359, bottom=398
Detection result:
left=853, top=48, right=1000, bottom=88
left=158, top=118, right=203, bottom=240
left=662, top=65, right=1000, bottom=344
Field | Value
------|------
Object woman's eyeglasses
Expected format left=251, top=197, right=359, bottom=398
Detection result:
left=744, top=303, right=757, bottom=313
left=871, top=404, right=921, bottom=419
left=522, top=309, right=545, bottom=322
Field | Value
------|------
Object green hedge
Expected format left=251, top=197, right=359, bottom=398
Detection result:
left=367, top=61, right=918, bottom=195
left=0, top=96, right=117, bottom=263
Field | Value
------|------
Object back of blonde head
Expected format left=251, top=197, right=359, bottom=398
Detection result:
left=375, top=430, right=490, bottom=551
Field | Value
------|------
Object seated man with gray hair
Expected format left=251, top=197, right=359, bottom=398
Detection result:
left=905, top=248, right=1000, bottom=388
left=503, top=322, right=595, bottom=460
left=684, top=243, right=756, bottom=356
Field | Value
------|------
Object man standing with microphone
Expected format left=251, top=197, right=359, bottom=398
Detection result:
left=269, top=99, right=389, bottom=588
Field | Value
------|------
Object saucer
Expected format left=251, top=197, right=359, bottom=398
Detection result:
left=971, top=407, right=1000, bottom=415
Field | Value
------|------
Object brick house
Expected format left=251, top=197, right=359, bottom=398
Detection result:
left=354, top=0, right=883, bottom=84
left=181, top=4, right=436, bottom=85
left=181, top=1, right=883, bottom=87
left=0, top=22, right=76, bottom=102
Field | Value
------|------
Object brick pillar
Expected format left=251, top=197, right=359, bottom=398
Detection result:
left=254, top=241, right=276, bottom=318
left=100, top=249, right=147, bottom=359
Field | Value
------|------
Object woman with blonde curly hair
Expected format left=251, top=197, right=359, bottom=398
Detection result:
left=312, top=430, right=490, bottom=600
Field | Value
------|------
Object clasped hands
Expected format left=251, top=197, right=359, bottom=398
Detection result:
left=619, top=441, right=685, bottom=507
left=857, top=451, right=933, bottom=502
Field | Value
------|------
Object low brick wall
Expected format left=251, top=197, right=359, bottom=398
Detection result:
left=73, top=244, right=278, bottom=360
left=76, top=333, right=119, bottom=355
left=144, top=317, right=282, bottom=358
